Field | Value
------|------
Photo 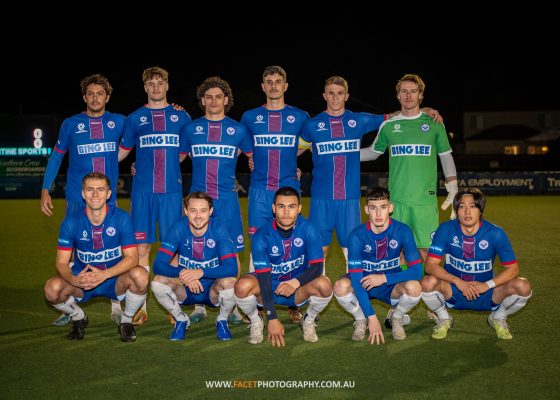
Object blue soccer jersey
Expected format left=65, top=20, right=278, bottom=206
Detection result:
left=299, top=110, right=385, bottom=200
left=347, top=219, right=422, bottom=317
left=241, top=105, right=309, bottom=191
left=184, top=116, right=252, bottom=200
left=428, top=220, right=517, bottom=283
left=43, top=111, right=126, bottom=203
left=57, top=206, right=137, bottom=275
left=153, top=218, right=237, bottom=279
left=120, top=106, right=191, bottom=194
left=252, top=216, right=324, bottom=282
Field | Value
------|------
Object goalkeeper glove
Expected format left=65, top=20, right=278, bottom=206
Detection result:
left=441, top=180, right=458, bottom=219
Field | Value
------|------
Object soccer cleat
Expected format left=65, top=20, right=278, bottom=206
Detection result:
left=384, top=308, right=411, bottom=329
left=118, top=322, right=136, bottom=342
left=352, top=319, right=367, bottom=341
left=301, top=315, right=319, bottom=343
left=432, top=316, right=454, bottom=340
left=52, top=313, right=71, bottom=327
left=216, top=320, right=233, bottom=340
left=248, top=319, right=264, bottom=344
left=228, top=307, right=244, bottom=325
left=167, top=313, right=176, bottom=326
left=189, top=307, right=207, bottom=323
left=111, top=309, right=122, bottom=325
left=488, top=315, right=513, bottom=340
left=132, top=309, right=148, bottom=326
left=170, top=320, right=189, bottom=341
left=391, top=316, right=406, bottom=340
left=67, top=314, right=88, bottom=341
left=288, top=307, right=304, bottom=324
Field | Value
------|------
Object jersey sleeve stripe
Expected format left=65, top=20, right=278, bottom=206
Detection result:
left=158, top=247, right=175, bottom=256
left=255, top=268, right=272, bottom=274
left=119, top=144, right=133, bottom=151
left=220, top=253, right=236, bottom=260
left=308, top=258, right=325, bottom=264
left=122, top=244, right=138, bottom=250
left=348, top=269, right=363, bottom=273
left=57, top=246, right=73, bottom=251
left=501, top=260, right=517, bottom=265
left=407, top=259, right=422, bottom=266
left=54, top=146, right=66, bottom=154
left=428, top=253, right=443, bottom=260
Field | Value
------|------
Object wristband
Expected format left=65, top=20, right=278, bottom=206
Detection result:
left=485, top=279, right=496, bottom=289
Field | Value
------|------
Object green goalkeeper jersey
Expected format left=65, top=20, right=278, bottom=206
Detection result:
left=372, top=112, right=452, bottom=205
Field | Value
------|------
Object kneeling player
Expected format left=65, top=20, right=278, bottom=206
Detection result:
left=234, top=187, right=332, bottom=346
left=44, top=172, right=148, bottom=342
left=151, top=192, right=237, bottom=341
left=334, top=187, right=422, bottom=344
left=421, top=188, right=532, bottom=339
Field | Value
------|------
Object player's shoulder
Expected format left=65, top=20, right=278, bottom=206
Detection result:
left=127, top=105, right=149, bottom=119
left=284, top=105, right=310, bottom=118
left=390, top=218, right=412, bottom=233
left=242, top=105, right=266, bottom=118
left=481, top=219, right=507, bottom=236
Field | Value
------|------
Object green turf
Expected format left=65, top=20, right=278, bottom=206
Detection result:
left=0, top=197, right=558, bottom=399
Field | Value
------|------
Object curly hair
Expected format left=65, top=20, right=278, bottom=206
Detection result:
left=196, top=76, right=234, bottom=113
left=80, top=74, right=113, bottom=96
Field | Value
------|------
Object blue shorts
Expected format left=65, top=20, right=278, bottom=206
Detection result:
left=367, top=283, right=399, bottom=306
left=212, top=197, right=244, bottom=252
left=309, top=198, right=361, bottom=247
left=253, top=273, right=308, bottom=307
left=179, top=278, right=218, bottom=307
left=446, top=284, right=498, bottom=311
left=76, top=276, right=124, bottom=303
left=131, top=191, right=183, bottom=244
left=248, top=187, right=275, bottom=236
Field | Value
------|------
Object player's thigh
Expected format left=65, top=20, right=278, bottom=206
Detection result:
left=156, top=192, right=183, bottom=240
left=335, top=199, right=361, bottom=248
left=214, top=198, right=245, bottom=252
left=131, top=192, right=157, bottom=243
left=309, top=198, right=336, bottom=246
left=248, top=187, right=275, bottom=235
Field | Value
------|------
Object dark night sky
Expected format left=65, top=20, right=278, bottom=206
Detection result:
left=3, top=44, right=559, bottom=140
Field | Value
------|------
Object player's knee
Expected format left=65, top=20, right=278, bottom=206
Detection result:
left=333, top=277, right=352, bottom=297
left=44, top=277, right=63, bottom=302
left=234, top=277, right=254, bottom=298
left=315, top=276, right=333, bottom=297
left=130, top=266, right=149, bottom=292
left=217, top=277, right=237, bottom=290
left=513, top=277, right=531, bottom=296
left=404, top=280, right=422, bottom=297
left=137, top=244, right=151, bottom=260
left=421, top=275, right=438, bottom=292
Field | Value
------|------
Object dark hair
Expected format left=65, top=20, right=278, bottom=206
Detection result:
left=196, top=76, right=234, bottom=113
left=274, top=186, right=300, bottom=203
left=183, top=191, right=213, bottom=210
left=366, top=187, right=390, bottom=202
left=80, top=74, right=113, bottom=96
left=82, top=172, right=110, bottom=189
left=453, top=188, right=486, bottom=214
left=263, top=66, right=287, bottom=82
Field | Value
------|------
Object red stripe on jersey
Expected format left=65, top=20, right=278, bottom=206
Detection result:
left=57, top=246, right=73, bottom=251
left=348, top=269, right=363, bottom=273
left=159, top=247, right=174, bottom=256
left=152, top=111, right=166, bottom=131
left=266, top=149, right=280, bottom=191
left=209, top=122, right=222, bottom=142
left=206, top=159, right=219, bottom=198
left=92, top=157, right=105, bottom=175
left=192, top=237, right=205, bottom=260
left=89, top=118, right=104, bottom=139
left=119, top=144, right=132, bottom=151
left=308, top=258, right=325, bottom=264
left=268, top=112, right=282, bottom=132
left=333, top=156, right=346, bottom=200
left=122, top=244, right=137, bottom=250
left=54, top=146, right=66, bottom=154
left=255, top=268, right=272, bottom=274
left=153, top=149, right=166, bottom=193
left=408, top=259, right=422, bottom=266
left=221, top=253, right=236, bottom=260
left=502, top=260, right=518, bottom=265
left=330, top=118, right=344, bottom=138
left=428, top=253, right=443, bottom=259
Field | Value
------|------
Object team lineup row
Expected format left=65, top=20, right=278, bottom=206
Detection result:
left=44, top=173, right=531, bottom=345
left=40, top=65, right=530, bottom=344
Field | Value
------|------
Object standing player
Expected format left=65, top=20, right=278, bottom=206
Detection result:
left=361, top=73, right=458, bottom=261
left=43, top=172, right=148, bottom=342
left=41, top=74, right=126, bottom=325
left=234, top=187, right=333, bottom=346
left=182, top=76, right=251, bottom=323
left=241, top=66, right=310, bottom=324
left=151, top=192, right=238, bottom=340
left=334, top=188, right=422, bottom=344
left=119, top=66, right=192, bottom=325
left=421, top=188, right=532, bottom=339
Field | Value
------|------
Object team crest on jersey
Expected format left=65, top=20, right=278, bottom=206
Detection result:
left=272, top=246, right=279, bottom=255
left=421, top=124, right=430, bottom=132
left=237, top=235, right=244, bottom=244
left=107, top=121, right=115, bottom=129
left=451, top=236, right=461, bottom=248
left=76, top=123, right=87, bottom=134
left=139, top=116, right=149, bottom=126
left=80, top=231, right=89, bottom=241
left=287, top=115, right=295, bottom=123
left=316, top=122, right=328, bottom=131
left=293, top=237, right=303, bottom=247
left=364, top=244, right=372, bottom=253
left=392, top=124, right=402, bottom=133
left=106, top=227, right=116, bottom=236
left=206, top=239, right=216, bottom=248
left=479, top=240, right=489, bottom=250
left=170, top=114, right=179, bottom=122
left=348, top=119, right=356, bottom=128
left=389, top=239, right=399, bottom=249
left=195, top=126, right=205, bottom=134
left=255, top=115, right=265, bottom=124
left=227, top=127, right=236, bottom=135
